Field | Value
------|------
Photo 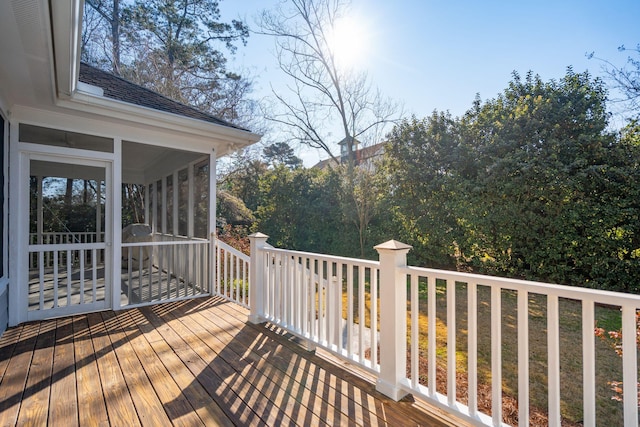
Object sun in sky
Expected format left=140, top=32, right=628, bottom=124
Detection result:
left=327, top=14, right=372, bottom=70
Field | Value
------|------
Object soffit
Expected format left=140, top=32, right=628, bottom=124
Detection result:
left=0, top=0, right=55, bottom=109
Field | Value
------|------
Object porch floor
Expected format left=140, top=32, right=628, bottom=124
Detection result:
left=0, top=296, right=453, bottom=426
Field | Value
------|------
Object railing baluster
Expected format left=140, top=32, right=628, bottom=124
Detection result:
left=158, top=243, right=164, bottom=300
left=302, top=257, right=309, bottom=337
left=491, top=286, right=502, bottom=426
left=79, top=249, right=85, bottom=305
left=38, top=252, right=45, bottom=310
left=428, top=275, right=436, bottom=397
left=621, top=304, right=638, bottom=427
left=92, top=248, right=97, bottom=303
left=447, top=280, right=456, bottom=406
left=216, top=243, right=221, bottom=295
left=371, top=267, right=377, bottom=368
left=468, top=282, right=478, bottom=417
left=582, top=299, right=595, bottom=427
left=53, top=251, right=59, bottom=308
left=338, top=262, right=344, bottom=354
left=358, top=265, right=365, bottom=365
left=127, top=248, right=133, bottom=304
left=347, top=263, right=354, bottom=357
left=235, top=252, right=240, bottom=303
left=547, top=295, right=560, bottom=427
left=411, top=274, right=419, bottom=389
left=66, top=249, right=72, bottom=307
left=319, top=259, right=325, bottom=343
left=518, top=289, right=530, bottom=427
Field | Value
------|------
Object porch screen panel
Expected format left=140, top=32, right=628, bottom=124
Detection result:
left=119, top=141, right=211, bottom=307
left=28, top=160, right=108, bottom=312
left=193, top=160, right=209, bottom=238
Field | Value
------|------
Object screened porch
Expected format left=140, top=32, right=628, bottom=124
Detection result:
left=23, top=124, right=216, bottom=321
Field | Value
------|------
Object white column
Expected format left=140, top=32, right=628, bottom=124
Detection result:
left=374, top=239, right=412, bottom=401
left=111, top=138, right=122, bottom=310
left=248, top=233, right=269, bottom=324
left=9, top=121, right=28, bottom=326
left=209, top=150, right=216, bottom=293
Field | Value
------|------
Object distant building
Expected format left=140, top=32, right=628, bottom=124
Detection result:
left=314, top=138, right=386, bottom=170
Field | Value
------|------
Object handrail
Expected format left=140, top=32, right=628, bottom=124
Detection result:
left=216, top=239, right=250, bottom=263
left=404, top=265, right=640, bottom=305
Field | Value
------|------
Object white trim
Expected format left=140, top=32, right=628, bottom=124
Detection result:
left=1, top=109, right=7, bottom=289
left=56, top=93, right=260, bottom=154
left=13, top=143, right=114, bottom=324
left=8, top=121, right=28, bottom=325
left=49, top=0, right=83, bottom=99
left=11, top=105, right=249, bottom=155
left=111, top=138, right=122, bottom=310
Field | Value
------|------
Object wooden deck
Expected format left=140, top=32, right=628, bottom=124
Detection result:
left=0, top=296, right=454, bottom=426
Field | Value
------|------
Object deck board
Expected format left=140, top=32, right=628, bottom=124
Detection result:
left=0, top=323, right=40, bottom=427
left=16, top=321, right=55, bottom=426
left=72, top=315, right=110, bottom=427
left=0, top=296, right=453, bottom=426
left=49, top=318, right=79, bottom=427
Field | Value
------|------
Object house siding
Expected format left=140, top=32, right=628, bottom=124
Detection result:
left=0, top=112, right=6, bottom=337
left=0, top=286, right=7, bottom=336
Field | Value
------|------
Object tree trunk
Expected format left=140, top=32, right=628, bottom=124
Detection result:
left=111, top=0, right=121, bottom=75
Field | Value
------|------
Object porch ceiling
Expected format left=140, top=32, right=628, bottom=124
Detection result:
left=122, top=141, right=205, bottom=184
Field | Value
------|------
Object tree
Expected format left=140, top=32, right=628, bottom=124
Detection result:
left=125, top=0, right=248, bottom=112
left=258, top=0, right=398, bottom=257
left=253, top=165, right=346, bottom=253
left=263, top=142, right=303, bottom=169
left=381, top=69, right=640, bottom=291
left=84, top=0, right=124, bottom=74
left=258, top=0, right=398, bottom=165
left=379, top=112, right=464, bottom=267
left=591, top=44, right=640, bottom=117
left=82, top=0, right=256, bottom=124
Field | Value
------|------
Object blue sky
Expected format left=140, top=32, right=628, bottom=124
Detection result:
left=220, top=1, right=640, bottom=165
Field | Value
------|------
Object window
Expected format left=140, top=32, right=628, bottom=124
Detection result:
left=19, top=123, right=113, bottom=153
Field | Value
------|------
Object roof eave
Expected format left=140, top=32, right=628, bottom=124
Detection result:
left=56, top=91, right=261, bottom=155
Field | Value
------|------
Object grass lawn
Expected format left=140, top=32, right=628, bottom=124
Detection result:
left=343, top=279, right=629, bottom=426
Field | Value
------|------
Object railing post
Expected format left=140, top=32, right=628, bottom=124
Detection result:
left=374, top=239, right=412, bottom=401
left=248, top=232, right=269, bottom=324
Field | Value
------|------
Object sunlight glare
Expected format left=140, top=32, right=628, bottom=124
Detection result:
left=328, top=15, right=370, bottom=70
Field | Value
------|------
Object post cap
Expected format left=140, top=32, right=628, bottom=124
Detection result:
left=248, top=232, right=269, bottom=239
left=373, top=240, right=412, bottom=251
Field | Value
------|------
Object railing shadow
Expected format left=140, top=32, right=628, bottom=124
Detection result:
left=160, top=297, right=441, bottom=426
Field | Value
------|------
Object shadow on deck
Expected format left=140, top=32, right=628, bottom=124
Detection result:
left=0, top=296, right=456, bottom=426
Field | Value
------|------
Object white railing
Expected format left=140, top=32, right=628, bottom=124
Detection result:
left=29, top=232, right=105, bottom=268
left=249, top=233, right=381, bottom=373
left=121, top=234, right=209, bottom=306
left=246, top=233, right=640, bottom=427
left=27, top=242, right=106, bottom=311
left=215, top=239, right=250, bottom=307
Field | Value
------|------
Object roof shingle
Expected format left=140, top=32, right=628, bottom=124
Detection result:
left=78, top=62, right=245, bottom=130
